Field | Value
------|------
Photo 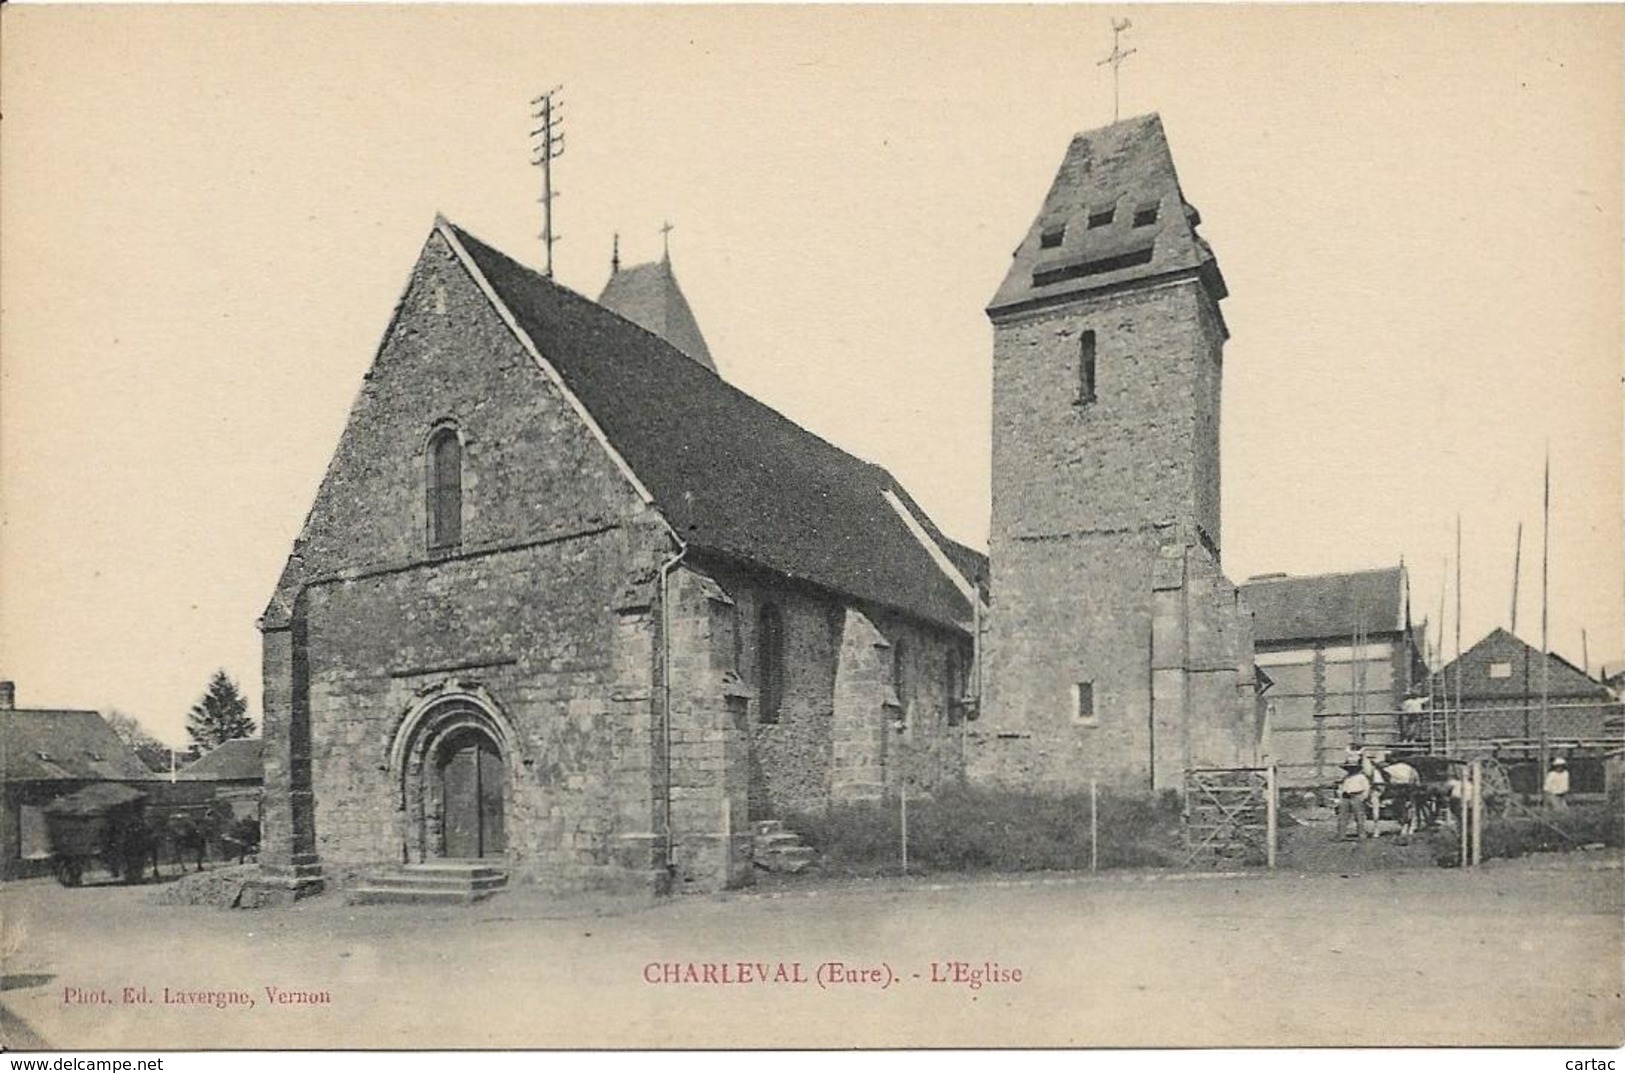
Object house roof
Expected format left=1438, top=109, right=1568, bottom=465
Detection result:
left=42, top=781, right=149, bottom=817
left=446, top=222, right=977, bottom=632
left=1241, top=566, right=1407, bottom=646
left=1, top=709, right=153, bottom=783
left=1431, top=628, right=1615, bottom=702
left=597, top=258, right=716, bottom=372
left=177, top=737, right=264, bottom=782
left=989, top=113, right=1226, bottom=318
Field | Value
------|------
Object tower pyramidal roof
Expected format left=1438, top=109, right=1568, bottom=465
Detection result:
left=598, top=254, right=717, bottom=372
left=989, top=113, right=1226, bottom=318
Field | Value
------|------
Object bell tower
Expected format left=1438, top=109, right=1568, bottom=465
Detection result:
left=974, top=114, right=1256, bottom=793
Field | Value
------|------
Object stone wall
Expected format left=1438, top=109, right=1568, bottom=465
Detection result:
left=259, top=228, right=674, bottom=896
left=694, top=556, right=972, bottom=817
left=978, top=275, right=1256, bottom=794
left=661, top=567, right=754, bottom=892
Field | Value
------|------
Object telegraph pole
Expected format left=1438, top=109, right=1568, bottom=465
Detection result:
left=1097, top=19, right=1137, bottom=123
left=1540, top=451, right=1551, bottom=775
left=530, top=87, right=567, bottom=277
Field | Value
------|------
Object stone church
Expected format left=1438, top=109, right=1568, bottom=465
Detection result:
left=256, top=113, right=1259, bottom=901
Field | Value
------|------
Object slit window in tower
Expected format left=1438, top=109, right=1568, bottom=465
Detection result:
left=1072, top=681, right=1097, bottom=726
left=1077, top=331, right=1097, bottom=405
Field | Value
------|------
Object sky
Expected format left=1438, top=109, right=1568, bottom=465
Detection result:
left=2, top=5, right=1621, bottom=747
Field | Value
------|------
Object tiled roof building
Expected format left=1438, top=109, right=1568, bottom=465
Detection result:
left=1240, top=566, right=1427, bottom=787
left=0, top=686, right=152, bottom=878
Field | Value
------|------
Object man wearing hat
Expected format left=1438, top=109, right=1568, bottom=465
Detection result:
left=1336, top=759, right=1372, bottom=841
left=1543, top=756, right=1570, bottom=810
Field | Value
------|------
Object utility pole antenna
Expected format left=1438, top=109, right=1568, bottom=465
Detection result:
left=530, top=86, right=567, bottom=278
left=1510, top=521, right=1523, bottom=635
left=1096, top=18, right=1137, bottom=123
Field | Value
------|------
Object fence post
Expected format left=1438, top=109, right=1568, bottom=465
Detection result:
left=1089, top=778, right=1099, bottom=874
left=1469, top=759, right=1483, bottom=867
left=899, top=780, right=908, bottom=876
left=1266, top=764, right=1278, bottom=870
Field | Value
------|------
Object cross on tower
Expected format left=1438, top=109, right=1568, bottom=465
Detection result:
left=660, top=220, right=675, bottom=261
left=1096, top=18, right=1137, bottom=123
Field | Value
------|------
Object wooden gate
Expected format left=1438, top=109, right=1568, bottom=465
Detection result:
left=1183, top=766, right=1277, bottom=868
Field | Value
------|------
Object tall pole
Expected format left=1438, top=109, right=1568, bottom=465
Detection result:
left=1438, top=565, right=1449, bottom=754
left=1540, top=451, right=1551, bottom=774
left=1455, top=516, right=1463, bottom=752
left=1510, top=522, right=1523, bottom=635
left=530, top=87, right=567, bottom=278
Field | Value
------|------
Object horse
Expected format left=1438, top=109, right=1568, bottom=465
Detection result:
left=158, top=802, right=233, bottom=873
left=1372, top=760, right=1428, bottom=839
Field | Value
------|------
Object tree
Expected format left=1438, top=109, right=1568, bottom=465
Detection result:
left=186, top=670, right=256, bottom=750
left=106, top=709, right=176, bottom=773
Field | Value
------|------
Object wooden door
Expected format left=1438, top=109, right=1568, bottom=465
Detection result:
left=439, top=733, right=505, bottom=859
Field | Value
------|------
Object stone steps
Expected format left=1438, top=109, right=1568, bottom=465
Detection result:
left=751, top=820, right=816, bottom=874
left=348, top=860, right=508, bottom=905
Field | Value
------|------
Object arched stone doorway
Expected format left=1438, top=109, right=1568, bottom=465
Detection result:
left=389, top=686, right=518, bottom=864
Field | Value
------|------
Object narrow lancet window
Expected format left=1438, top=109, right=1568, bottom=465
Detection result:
left=427, top=427, right=463, bottom=549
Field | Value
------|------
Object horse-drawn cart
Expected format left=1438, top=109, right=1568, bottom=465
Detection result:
left=42, top=783, right=156, bottom=887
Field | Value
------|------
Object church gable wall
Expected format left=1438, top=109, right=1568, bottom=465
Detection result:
left=291, top=229, right=644, bottom=579
left=300, top=524, right=667, bottom=891
left=265, top=229, right=675, bottom=893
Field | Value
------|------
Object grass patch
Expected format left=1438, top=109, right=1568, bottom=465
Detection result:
left=783, top=784, right=1186, bottom=877
left=1429, top=802, right=1624, bottom=867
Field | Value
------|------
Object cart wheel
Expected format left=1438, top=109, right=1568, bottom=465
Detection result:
left=53, top=858, right=83, bottom=887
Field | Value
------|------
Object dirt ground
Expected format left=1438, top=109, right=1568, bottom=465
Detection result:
left=2, top=849, right=1620, bottom=1050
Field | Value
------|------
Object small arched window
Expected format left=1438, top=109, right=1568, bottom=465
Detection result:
left=757, top=604, right=785, bottom=724
left=427, top=427, right=463, bottom=549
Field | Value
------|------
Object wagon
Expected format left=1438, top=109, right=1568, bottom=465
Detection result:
left=1371, top=752, right=1459, bottom=833
left=42, top=783, right=156, bottom=887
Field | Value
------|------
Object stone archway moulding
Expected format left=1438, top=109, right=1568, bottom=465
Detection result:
left=386, top=678, right=525, bottom=863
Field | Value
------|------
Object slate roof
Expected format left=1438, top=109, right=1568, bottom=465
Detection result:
left=1, top=709, right=153, bottom=783
left=178, top=737, right=264, bottom=782
left=989, top=113, right=1226, bottom=318
left=1241, top=567, right=1407, bottom=646
left=42, top=781, right=149, bottom=817
left=597, top=259, right=716, bottom=372
left=1431, top=628, right=1614, bottom=702
left=448, top=223, right=977, bottom=631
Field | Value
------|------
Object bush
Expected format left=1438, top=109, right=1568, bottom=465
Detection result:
left=1429, top=804, right=1624, bottom=867
left=783, top=784, right=1185, bottom=877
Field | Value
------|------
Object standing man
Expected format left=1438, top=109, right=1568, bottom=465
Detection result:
left=1336, top=761, right=1371, bottom=842
left=1543, top=756, right=1570, bottom=810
